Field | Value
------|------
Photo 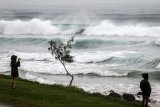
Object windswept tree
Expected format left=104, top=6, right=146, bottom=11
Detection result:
left=48, top=37, right=74, bottom=87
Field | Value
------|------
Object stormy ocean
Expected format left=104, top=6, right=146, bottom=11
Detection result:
left=0, top=7, right=160, bottom=106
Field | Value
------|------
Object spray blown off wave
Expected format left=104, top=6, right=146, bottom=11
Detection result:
left=1, top=19, right=160, bottom=37
left=84, top=21, right=160, bottom=37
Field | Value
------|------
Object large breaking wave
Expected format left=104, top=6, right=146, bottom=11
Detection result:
left=0, top=19, right=59, bottom=34
left=1, top=18, right=160, bottom=37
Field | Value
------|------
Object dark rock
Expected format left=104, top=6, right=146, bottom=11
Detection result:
left=122, top=93, right=135, bottom=101
left=137, top=92, right=142, bottom=95
left=108, top=91, right=121, bottom=98
left=148, top=99, right=151, bottom=102
left=136, top=95, right=141, bottom=98
left=150, top=99, right=157, bottom=103
left=135, top=92, right=142, bottom=98
left=75, top=28, right=85, bottom=34
left=108, top=90, right=114, bottom=93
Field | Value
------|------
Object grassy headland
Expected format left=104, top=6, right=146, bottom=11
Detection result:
left=0, top=74, right=140, bottom=107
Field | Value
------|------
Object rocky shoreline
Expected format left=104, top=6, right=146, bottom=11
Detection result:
left=107, top=90, right=158, bottom=106
left=108, top=90, right=138, bottom=101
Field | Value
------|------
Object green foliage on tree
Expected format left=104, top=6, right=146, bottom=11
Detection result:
left=48, top=37, right=74, bottom=86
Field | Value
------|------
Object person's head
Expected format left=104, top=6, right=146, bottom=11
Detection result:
left=142, top=73, right=149, bottom=80
left=11, top=55, right=17, bottom=62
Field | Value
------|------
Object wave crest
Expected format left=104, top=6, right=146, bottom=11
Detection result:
left=84, top=20, right=160, bottom=37
left=1, top=19, right=160, bottom=37
left=0, top=19, right=59, bottom=34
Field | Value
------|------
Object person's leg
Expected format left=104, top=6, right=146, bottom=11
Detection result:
left=12, top=77, right=16, bottom=88
left=142, top=97, right=145, bottom=107
left=11, top=77, right=13, bottom=88
left=145, top=97, right=149, bottom=107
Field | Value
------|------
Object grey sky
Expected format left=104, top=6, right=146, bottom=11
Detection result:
left=0, top=0, right=160, bottom=8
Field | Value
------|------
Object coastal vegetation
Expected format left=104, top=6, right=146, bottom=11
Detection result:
left=48, top=37, right=75, bottom=86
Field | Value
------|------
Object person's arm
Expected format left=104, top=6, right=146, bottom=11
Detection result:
left=148, top=81, right=151, bottom=94
left=16, top=58, right=20, bottom=67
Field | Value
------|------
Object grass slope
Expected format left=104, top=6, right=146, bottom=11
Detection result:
left=0, top=74, right=140, bottom=107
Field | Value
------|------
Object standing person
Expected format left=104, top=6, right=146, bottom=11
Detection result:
left=10, top=55, right=20, bottom=89
left=140, top=73, right=151, bottom=107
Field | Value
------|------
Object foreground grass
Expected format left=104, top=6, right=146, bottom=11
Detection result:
left=0, top=74, right=140, bottom=107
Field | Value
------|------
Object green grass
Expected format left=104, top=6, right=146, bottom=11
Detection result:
left=0, top=74, right=140, bottom=107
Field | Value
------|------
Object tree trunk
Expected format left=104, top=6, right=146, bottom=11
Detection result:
left=61, top=62, right=74, bottom=87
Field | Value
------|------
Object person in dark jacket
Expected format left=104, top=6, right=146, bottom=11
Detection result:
left=140, top=73, right=151, bottom=107
left=10, top=55, right=20, bottom=89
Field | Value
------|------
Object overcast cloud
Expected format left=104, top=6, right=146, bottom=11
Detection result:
left=0, top=0, right=160, bottom=8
